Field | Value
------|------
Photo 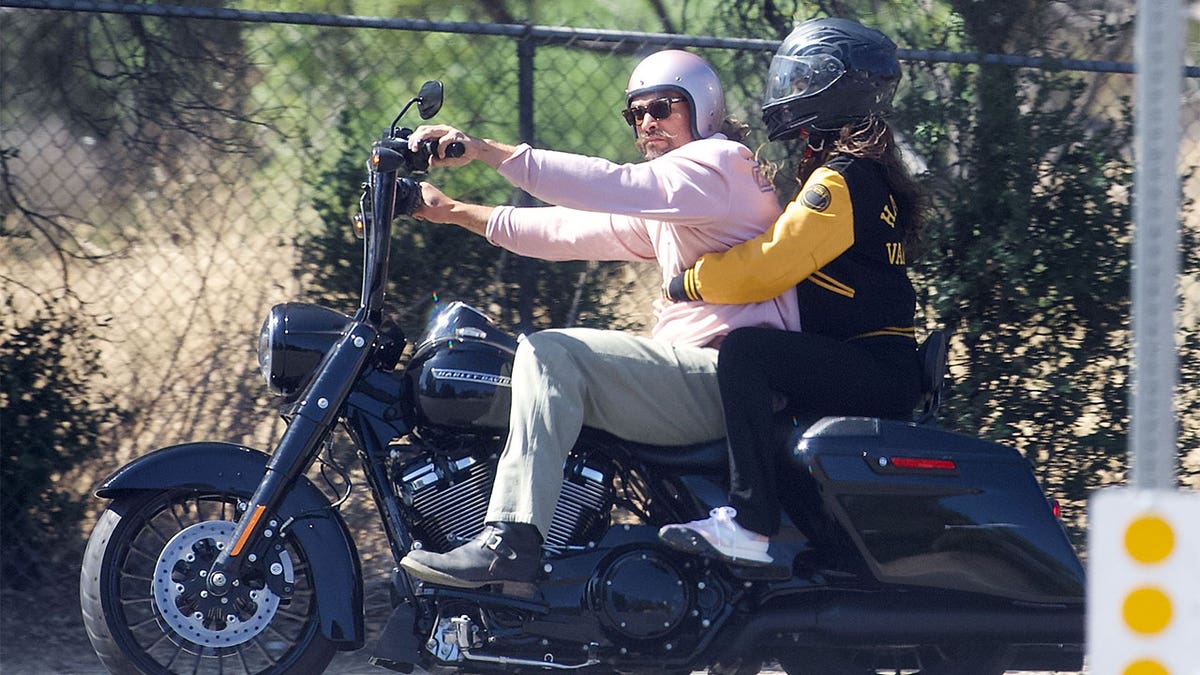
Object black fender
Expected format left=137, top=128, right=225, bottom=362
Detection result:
left=96, top=441, right=364, bottom=648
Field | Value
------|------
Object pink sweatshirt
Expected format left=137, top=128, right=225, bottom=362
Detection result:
left=486, top=137, right=802, bottom=348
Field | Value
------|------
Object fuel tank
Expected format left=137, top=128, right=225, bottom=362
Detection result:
left=406, top=301, right=517, bottom=430
left=793, top=416, right=1085, bottom=604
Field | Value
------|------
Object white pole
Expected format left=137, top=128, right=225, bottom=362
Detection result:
left=1130, top=0, right=1185, bottom=488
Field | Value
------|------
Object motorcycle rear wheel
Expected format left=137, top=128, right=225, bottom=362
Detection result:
left=778, top=644, right=1011, bottom=675
left=80, top=489, right=337, bottom=675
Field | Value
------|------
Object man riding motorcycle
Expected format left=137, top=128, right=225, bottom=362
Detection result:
left=397, top=49, right=799, bottom=589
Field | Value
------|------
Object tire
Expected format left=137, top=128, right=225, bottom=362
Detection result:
left=80, top=489, right=338, bottom=674
left=778, top=644, right=1011, bottom=675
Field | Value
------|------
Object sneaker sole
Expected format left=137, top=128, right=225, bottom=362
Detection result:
left=658, top=527, right=773, bottom=567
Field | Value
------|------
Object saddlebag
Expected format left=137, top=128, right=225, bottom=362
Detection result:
left=792, top=417, right=1085, bottom=604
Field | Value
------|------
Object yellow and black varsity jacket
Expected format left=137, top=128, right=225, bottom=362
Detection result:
left=666, top=154, right=916, bottom=344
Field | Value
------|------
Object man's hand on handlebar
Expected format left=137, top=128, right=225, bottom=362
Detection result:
left=412, top=182, right=456, bottom=222
left=408, top=124, right=518, bottom=169
left=411, top=182, right=492, bottom=237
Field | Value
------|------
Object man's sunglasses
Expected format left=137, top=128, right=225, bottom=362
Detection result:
left=621, top=97, right=686, bottom=126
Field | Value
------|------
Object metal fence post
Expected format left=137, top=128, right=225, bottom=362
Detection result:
left=514, top=34, right=538, bottom=333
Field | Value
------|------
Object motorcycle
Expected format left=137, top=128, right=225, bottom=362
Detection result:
left=81, top=81, right=1086, bottom=675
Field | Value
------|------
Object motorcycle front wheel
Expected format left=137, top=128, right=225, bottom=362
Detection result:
left=80, top=489, right=337, bottom=675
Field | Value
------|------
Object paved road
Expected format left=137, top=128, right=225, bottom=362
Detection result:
left=3, top=653, right=1079, bottom=675
left=0, top=620, right=1084, bottom=675
left=24, top=649, right=1077, bottom=675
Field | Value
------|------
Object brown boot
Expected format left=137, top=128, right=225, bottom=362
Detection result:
left=400, top=522, right=543, bottom=589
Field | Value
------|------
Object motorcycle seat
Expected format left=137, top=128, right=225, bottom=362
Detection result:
left=626, top=440, right=728, bottom=469
left=591, top=431, right=729, bottom=470
left=581, top=331, right=949, bottom=471
left=598, top=415, right=820, bottom=471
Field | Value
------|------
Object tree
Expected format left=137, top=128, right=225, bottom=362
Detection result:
left=1, top=5, right=270, bottom=318
left=914, top=1, right=1138, bottom=529
left=0, top=5, right=262, bottom=587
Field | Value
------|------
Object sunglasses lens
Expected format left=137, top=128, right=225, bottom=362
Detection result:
left=622, top=97, right=679, bottom=126
left=647, top=99, right=673, bottom=119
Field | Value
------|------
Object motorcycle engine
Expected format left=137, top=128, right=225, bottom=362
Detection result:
left=394, top=440, right=614, bottom=552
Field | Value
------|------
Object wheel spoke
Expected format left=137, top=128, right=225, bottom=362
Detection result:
left=125, top=611, right=159, bottom=632
left=232, top=641, right=256, bottom=673
left=195, top=495, right=212, bottom=522
left=250, top=633, right=283, bottom=666
left=127, top=538, right=166, bottom=565
left=122, top=570, right=155, bottom=586
left=192, top=494, right=208, bottom=521
left=119, top=590, right=154, bottom=607
left=155, top=631, right=186, bottom=671
left=263, top=620, right=296, bottom=645
left=169, top=499, right=189, bottom=530
left=147, top=513, right=182, bottom=545
left=272, top=606, right=308, bottom=622
left=264, top=619, right=302, bottom=648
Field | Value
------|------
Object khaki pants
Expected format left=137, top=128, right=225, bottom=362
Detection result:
left=486, top=328, right=724, bottom=535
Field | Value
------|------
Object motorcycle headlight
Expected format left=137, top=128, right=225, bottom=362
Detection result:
left=257, top=303, right=351, bottom=399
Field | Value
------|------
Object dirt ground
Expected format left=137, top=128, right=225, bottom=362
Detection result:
left=0, top=574, right=397, bottom=675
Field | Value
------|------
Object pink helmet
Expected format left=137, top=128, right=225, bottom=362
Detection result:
left=626, top=50, right=727, bottom=140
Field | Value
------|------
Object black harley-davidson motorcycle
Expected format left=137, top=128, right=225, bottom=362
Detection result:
left=81, top=81, right=1086, bottom=675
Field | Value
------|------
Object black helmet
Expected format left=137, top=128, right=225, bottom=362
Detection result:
left=761, top=18, right=900, bottom=141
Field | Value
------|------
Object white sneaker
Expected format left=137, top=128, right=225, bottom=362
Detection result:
left=658, top=506, right=773, bottom=566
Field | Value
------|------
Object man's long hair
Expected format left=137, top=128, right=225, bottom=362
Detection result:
left=799, top=116, right=925, bottom=253
left=721, top=117, right=750, bottom=143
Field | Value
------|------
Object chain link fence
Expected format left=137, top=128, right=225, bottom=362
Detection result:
left=1, top=1, right=1198, bottom=670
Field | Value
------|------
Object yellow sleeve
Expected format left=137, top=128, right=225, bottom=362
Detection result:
left=685, top=166, right=855, bottom=304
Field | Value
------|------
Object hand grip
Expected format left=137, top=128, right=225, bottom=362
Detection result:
left=417, top=140, right=466, bottom=160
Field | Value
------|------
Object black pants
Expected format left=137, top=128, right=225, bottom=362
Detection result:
left=718, top=327, right=922, bottom=536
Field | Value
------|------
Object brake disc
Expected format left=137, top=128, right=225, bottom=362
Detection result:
left=151, top=520, right=293, bottom=648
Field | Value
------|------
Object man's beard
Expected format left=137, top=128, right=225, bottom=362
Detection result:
left=637, top=129, right=677, bottom=159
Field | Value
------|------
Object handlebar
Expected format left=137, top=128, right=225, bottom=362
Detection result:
left=361, top=135, right=465, bottom=222
left=416, top=139, right=466, bottom=160
left=358, top=80, right=458, bottom=324
left=383, top=131, right=465, bottom=173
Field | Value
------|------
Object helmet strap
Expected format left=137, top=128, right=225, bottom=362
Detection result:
left=797, top=131, right=833, bottom=184
left=804, top=130, right=833, bottom=157
left=799, top=130, right=815, bottom=163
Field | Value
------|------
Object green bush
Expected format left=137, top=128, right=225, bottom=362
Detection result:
left=0, top=294, right=123, bottom=589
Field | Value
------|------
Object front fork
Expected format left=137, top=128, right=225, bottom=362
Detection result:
left=205, top=320, right=379, bottom=596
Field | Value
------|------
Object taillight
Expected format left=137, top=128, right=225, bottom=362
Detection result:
left=890, top=457, right=958, bottom=471
left=867, top=453, right=959, bottom=476
left=1049, top=498, right=1063, bottom=519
